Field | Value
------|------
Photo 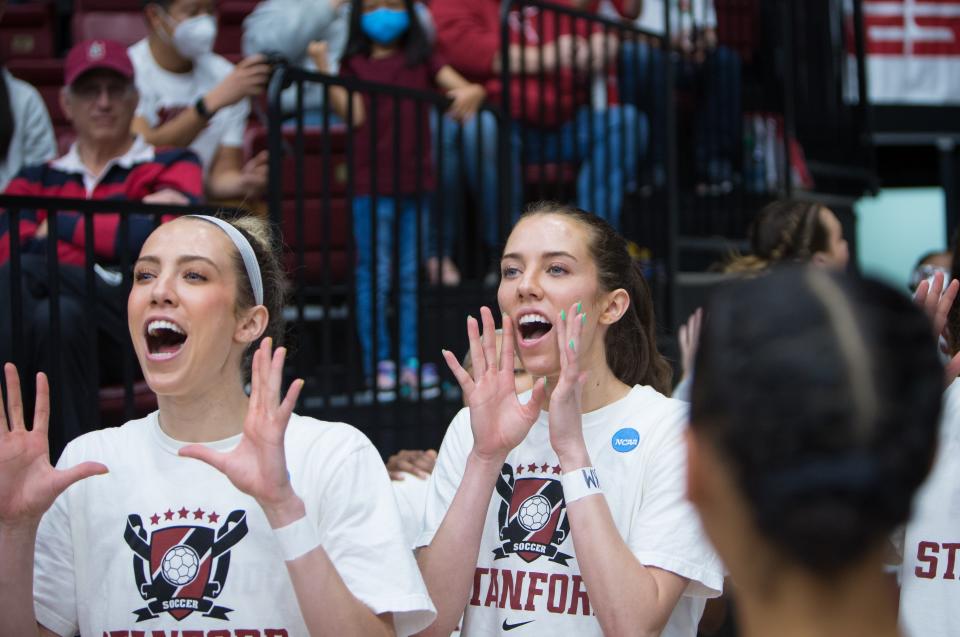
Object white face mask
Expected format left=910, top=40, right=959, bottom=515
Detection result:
left=162, top=13, right=218, bottom=60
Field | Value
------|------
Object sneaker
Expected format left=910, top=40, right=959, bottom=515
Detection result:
left=426, top=257, right=462, bottom=287
left=376, top=360, right=397, bottom=402
left=421, top=363, right=440, bottom=400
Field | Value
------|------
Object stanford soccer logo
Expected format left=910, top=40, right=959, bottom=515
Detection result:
left=494, top=462, right=572, bottom=565
left=124, top=509, right=248, bottom=621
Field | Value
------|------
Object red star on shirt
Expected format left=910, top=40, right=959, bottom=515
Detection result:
left=178, top=507, right=189, bottom=519
left=517, top=465, right=525, bottom=474
left=164, top=509, right=174, bottom=521
left=540, top=463, right=550, bottom=473
left=193, top=508, right=205, bottom=520
left=552, top=464, right=562, bottom=475
left=150, top=514, right=160, bottom=525
left=208, top=511, right=220, bottom=524
left=527, top=463, right=538, bottom=473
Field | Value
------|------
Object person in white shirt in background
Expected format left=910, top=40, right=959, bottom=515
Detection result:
left=130, top=0, right=271, bottom=202
left=617, top=0, right=741, bottom=192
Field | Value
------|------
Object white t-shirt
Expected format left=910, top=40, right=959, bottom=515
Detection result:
left=417, top=385, right=724, bottom=637
left=393, top=474, right=431, bottom=550
left=636, top=0, right=718, bottom=37
left=34, top=412, right=436, bottom=637
left=128, top=39, right=249, bottom=173
left=899, top=378, right=960, bottom=637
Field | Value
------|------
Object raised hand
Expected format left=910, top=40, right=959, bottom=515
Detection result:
left=386, top=449, right=437, bottom=481
left=179, top=339, right=304, bottom=514
left=0, top=364, right=107, bottom=528
left=442, top=307, right=546, bottom=462
left=913, top=271, right=960, bottom=383
left=549, top=302, right=589, bottom=465
left=678, top=308, right=703, bottom=382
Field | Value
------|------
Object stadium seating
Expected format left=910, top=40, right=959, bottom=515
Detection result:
left=0, top=1, right=56, bottom=60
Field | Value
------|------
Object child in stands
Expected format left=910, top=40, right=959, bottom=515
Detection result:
left=313, top=0, right=485, bottom=400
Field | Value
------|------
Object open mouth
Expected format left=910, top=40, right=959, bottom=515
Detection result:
left=145, top=319, right=187, bottom=361
left=518, top=313, right=553, bottom=344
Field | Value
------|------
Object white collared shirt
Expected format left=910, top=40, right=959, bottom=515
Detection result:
left=50, top=135, right=156, bottom=198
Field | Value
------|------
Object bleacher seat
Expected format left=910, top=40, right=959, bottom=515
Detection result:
left=0, top=2, right=55, bottom=59
left=247, top=125, right=352, bottom=286
left=72, top=10, right=147, bottom=49
left=215, top=0, right=258, bottom=62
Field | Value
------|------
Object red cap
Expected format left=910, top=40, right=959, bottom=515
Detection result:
left=64, top=40, right=135, bottom=87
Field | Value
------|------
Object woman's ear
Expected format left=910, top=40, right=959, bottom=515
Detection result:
left=598, top=287, right=630, bottom=326
left=235, top=305, right=269, bottom=345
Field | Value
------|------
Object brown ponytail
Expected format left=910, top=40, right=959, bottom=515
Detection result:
left=519, top=202, right=672, bottom=394
left=724, top=200, right=829, bottom=273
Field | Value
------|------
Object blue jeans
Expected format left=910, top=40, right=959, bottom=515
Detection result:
left=353, top=195, right=427, bottom=378
left=434, top=110, right=521, bottom=252
left=520, top=104, right=644, bottom=230
left=620, top=42, right=741, bottom=170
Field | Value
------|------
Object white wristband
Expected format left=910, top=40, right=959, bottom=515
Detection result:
left=272, top=516, right=321, bottom=561
left=561, top=466, right=603, bottom=503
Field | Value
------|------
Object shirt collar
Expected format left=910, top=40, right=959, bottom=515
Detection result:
left=51, top=135, right=155, bottom=175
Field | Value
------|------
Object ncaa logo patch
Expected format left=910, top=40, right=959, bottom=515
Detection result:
left=611, top=427, right=640, bottom=453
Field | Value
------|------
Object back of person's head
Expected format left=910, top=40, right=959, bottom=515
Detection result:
left=725, top=200, right=839, bottom=274
left=690, top=267, right=942, bottom=575
left=345, top=0, right=430, bottom=67
left=518, top=201, right=672, bottom=394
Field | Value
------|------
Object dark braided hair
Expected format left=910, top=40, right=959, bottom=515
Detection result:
left=518, top=202, right=672, bottom=394
left=725, top=200, right=831, bottom=274
left=691, top=268, right=943, bottom=574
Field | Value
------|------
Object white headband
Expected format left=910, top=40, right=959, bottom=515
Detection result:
left=187, top=215, right=264, bottom=306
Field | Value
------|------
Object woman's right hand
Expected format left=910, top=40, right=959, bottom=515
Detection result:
left=442, top=307, right=546, bottom=463
left=0, top=364, right=107, bottom=529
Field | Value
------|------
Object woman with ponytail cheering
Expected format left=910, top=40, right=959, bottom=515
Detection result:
left=415, top=202, right=723, bottom=637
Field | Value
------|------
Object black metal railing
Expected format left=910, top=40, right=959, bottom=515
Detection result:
left=0, top=196, right=230, bottom=461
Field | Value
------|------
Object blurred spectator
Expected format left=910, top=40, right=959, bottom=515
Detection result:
left=724, top=199, right=849, bottom=273
left=432, top=0, right=643, bottom=246
left=131, top=0, right=269, bottom=202
left=0, top=39, right=203, bottom=459
left=0, top=1, right=57, bottom=189
left=619, top=0, right=741, bottom=192
left=242, top=0, right=434, bottom=125
left=318, top=0, right=485, bottom=399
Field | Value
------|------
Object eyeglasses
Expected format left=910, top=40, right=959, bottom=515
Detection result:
left=69, top=81, right=135, bottom=102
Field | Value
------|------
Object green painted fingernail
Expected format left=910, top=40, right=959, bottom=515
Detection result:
left=581, top=314, right=587, bottom=324
left=569, top=339, right=576, bottom=351
left=577, top=302, right=582, bottom=313
left=561, top=309, right=566, bottom=321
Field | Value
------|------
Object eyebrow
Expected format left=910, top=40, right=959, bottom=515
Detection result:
left=501, top=251, right=579, bottom=262
left=135, top=254, right=222, bottom=272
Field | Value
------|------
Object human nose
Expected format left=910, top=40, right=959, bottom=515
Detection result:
left=517, top=267, right=542, bottom=300
left=149, top=271, right=179, bottom=306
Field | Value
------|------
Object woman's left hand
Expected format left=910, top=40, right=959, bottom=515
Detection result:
left=549, top=302, right=590, bottom=468
left=179, top=338, right=305, bottom=520
left=913, top=271, right=960, bottom=383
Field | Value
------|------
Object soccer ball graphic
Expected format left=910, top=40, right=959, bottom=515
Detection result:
left=517, top=494, right=552, bottom=532
left=161, top=545, right=200, bottom=586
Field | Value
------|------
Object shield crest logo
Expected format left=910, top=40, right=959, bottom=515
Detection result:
left=124, top=509, right=248, bottom=622
left=494, top=463, right=572, bottom=565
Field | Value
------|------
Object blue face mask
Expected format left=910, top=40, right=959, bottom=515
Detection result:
left=361, top=7, right=410, bottom=45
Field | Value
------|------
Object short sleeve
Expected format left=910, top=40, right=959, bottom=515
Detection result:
left=34, top=444, right=81, bottom=637
left=627, top=414, right=724, bottom=598
left=312, top=438, right=436, bottom=636
left=216, top=99, right=249, bottom=148
left=134, top=83, right=160, bottom=126
left=415, top=408, right=472, bottom=548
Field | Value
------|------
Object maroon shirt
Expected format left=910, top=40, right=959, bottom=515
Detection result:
left=340, top=51, right=445, bottom=196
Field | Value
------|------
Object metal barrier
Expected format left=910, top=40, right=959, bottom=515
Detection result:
left=266, top=64, right=510, bottom=454
left=0, top=196, right=231, bottom=461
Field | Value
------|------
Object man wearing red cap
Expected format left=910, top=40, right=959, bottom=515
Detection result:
left=0, top=39, right=203, bottom=459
